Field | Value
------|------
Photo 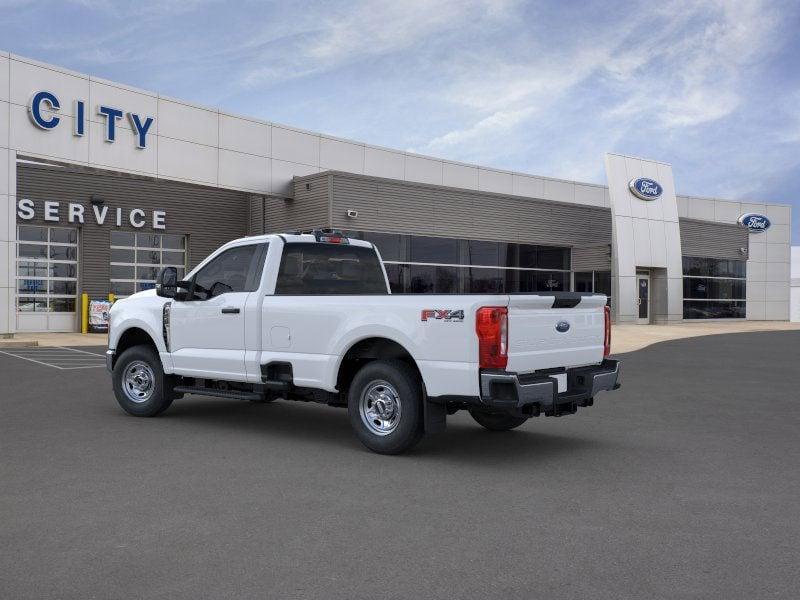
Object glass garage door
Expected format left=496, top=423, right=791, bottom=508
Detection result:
left=16, top=225, right=79, bottom=332
left=109, top=232, right=186, bottom=297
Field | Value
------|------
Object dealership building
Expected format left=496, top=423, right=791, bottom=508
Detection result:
left=0, top=52, right=793, bottom=334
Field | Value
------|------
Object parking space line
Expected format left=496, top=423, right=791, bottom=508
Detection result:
left=0, top=346, right=107, bottom=370
left=0, top=350, right=67, bottom=370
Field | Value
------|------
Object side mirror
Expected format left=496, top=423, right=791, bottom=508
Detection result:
left=156, top=266, right=178, bottom=298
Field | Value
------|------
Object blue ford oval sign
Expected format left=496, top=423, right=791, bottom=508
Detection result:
left=628, top=178, right=663, bottom=201
left=737, top=213, right=771, bottom=233
left=555, top=321, right=570, bottom=333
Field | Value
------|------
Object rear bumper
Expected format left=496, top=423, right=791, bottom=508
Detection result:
left=478, top=359, right=620, bottom=416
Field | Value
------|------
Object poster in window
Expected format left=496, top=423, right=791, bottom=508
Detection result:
left=89, top=300, right=112, bottom=333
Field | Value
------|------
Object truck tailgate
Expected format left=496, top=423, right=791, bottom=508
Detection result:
left=505, top=294, right=607, bottom=372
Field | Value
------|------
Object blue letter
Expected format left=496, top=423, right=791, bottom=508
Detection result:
left=128, top=113, right=154, bottom=149
left=73, top=100, right=85, bottom=136
left=97, top=105, right=123, bottom=142
left=29, top=91, right=60, bottom=129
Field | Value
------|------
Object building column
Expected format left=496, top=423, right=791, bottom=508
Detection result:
left=1, top=67, right=13, bottom=335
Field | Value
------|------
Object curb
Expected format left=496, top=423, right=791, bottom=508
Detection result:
left=0, top=341, right=40, bottom=349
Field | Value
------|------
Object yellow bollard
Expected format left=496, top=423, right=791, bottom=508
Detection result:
left=81, top=293, right=89, bottom=334
left=108, top=293, right=116, bottom=304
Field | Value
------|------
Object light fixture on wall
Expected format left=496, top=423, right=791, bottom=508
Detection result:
left=739, top=247, right=748, bottom=256
left=90, top=195, right=105, bottom=206
left=346, top=209, right=358, bottom=219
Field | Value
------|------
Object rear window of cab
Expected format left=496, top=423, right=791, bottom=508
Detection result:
left=275, top=243, right=388, bottom=295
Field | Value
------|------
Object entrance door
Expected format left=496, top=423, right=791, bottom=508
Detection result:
left=637, top=275, right=650, bottom=324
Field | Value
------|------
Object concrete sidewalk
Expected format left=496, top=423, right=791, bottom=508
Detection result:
left=2, top=321, right=799, bottom=353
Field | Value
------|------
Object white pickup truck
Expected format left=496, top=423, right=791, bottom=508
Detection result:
left=107, top=229, right=620, bottom=454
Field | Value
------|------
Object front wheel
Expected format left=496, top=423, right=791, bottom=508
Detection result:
left=112, top=344, right=173, bottom=417
left=347, top=360, right=424, bottom=454
left=469, top=410, right=529, bottom=431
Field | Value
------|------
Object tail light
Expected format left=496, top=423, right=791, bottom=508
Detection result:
left=603, top=305, right=611, bottom=357
left=476, top=307, right=508, bottom=369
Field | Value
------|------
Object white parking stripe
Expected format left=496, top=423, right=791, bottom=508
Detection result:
left=0, top=350, right=67, bottom=370
left=0, top=346, right=107, bottom=369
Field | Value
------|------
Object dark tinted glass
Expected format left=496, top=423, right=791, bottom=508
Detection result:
left=574, top=272, right=593, bottom=293
left=408, top=265, right=461, bottom=293
left=111, top=265, right=135, bottom=279
left=276, top=243, right=387, bottom=295
left=50, top=280, right=76, bottom=295
left=409, top=236, right=459, bottom=264
left=110, top=231, right=135, bottom=246
left=683, top=278, right=745, bottom=300
left=162, top=251, right=185, bottom=266
left=195, top=244, right=261, bottom=297
left=18, top=244, right=48, bottom=259
left=383, top=263, right=406, bottom=293
left=517, top=245, right=538, bottom=268
left=537, top=246, right=570, bottom=270
left=137, top=266, right=160, bottom=281
left=50, top=228, right=77, bottom=244
left=49, top=246, right=77, bottom=261
left=110, top=281, right=135, bottom=296
left=111, top=248, right=135, bottom=263
left=18, top=226, right=48, bottom=242
left=17, top=262, right=49, bottom=277
left=161, top=235, right=185, bottom=250
left=595, top=271, right=612, bottom=299
left=50, top=298, right=76, bottom=313
left=467, top=241, right=500, bottom=267
left=683, top=300, right=746, bottom=319
left=137, top=233, right=161, bottom=248
left=136, top=249, right=161, bottom=265
left=51, top=263, right=77, bottom=278
left=361, top=231, right=404, bottom=262
left=683, top=257, right=746, bottom=278
left=469, top=268, right=505, bottom=293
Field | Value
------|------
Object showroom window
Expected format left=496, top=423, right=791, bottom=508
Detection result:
left=344, top=230, right=571, bottom=294
left=682, top=256, right=746, bottom=319
left=110, top=232, right=186, bottom=297
left=573, top=270, right=612, bottom=304
left=16, top=225, right=78, bottom=312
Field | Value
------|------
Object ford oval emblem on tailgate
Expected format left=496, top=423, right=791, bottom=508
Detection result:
left=555, top=321, right=570, bottom=333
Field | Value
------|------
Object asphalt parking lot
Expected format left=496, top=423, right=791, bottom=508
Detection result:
left=1, top=332, right=798, bottom=599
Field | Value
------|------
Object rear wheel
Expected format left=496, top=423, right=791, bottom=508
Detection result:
left=347, top=360, right=424, bottom=454
left=112, top=344, right=173, bottom=417
left=469, top=410, right=529, bottom=431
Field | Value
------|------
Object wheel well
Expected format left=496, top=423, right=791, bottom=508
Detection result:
left=337, top=338, right=421, bottom=397
left=114, top=327, right=158, bottom=366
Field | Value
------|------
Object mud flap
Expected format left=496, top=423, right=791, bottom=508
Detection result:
left=424, top=398, right=447, bottom=433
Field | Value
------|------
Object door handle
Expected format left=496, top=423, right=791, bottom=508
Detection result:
left=221, top=307, right=240, bottom=314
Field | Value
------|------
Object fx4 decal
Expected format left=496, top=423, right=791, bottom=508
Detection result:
left=421, top=309, right=465, bottom=322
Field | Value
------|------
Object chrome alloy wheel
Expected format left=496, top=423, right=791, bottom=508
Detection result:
left=122, top=360, right=156, bottom=403
left=359, top=380, right=402, bottom=436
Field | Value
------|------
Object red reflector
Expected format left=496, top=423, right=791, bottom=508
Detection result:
left=603, top=305, right=611, bottom=357
left=476, top=306, right=508, bottom=370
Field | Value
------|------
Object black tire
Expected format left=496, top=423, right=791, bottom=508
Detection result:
left=469, top=410, right=529, bottom=431
left=347, top=359, right=424, bottom=455
left=112, top=344, right=174, bottom=417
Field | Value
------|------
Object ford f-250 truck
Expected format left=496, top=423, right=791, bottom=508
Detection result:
left=107, top=229, right=620, bottom=454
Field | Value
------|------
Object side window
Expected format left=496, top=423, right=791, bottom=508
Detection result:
left=192, top=244, right=266, bottom=299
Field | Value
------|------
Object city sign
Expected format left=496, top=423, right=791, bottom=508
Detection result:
left=28, top=90, right=155, bottom=148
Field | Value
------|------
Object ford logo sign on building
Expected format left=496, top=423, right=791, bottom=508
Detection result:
left=628, top=178, right=663, bottom=201
left=737, top=213, right=771, bottom=233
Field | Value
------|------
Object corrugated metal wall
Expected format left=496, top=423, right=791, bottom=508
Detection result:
left=295, top=171, right=612, bottom=249
left=679, top=218, right=749, bottom=259
left=572, top=245, right=612, bottom=271
left=270, top=177, right=331, bottom=233
left=16, top=163, right=249, bottom=297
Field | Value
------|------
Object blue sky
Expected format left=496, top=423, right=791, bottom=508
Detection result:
left=2, top=0, right=799, bottom=241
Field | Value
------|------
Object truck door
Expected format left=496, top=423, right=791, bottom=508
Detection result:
left=169, top=243, right=267, bottom=381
